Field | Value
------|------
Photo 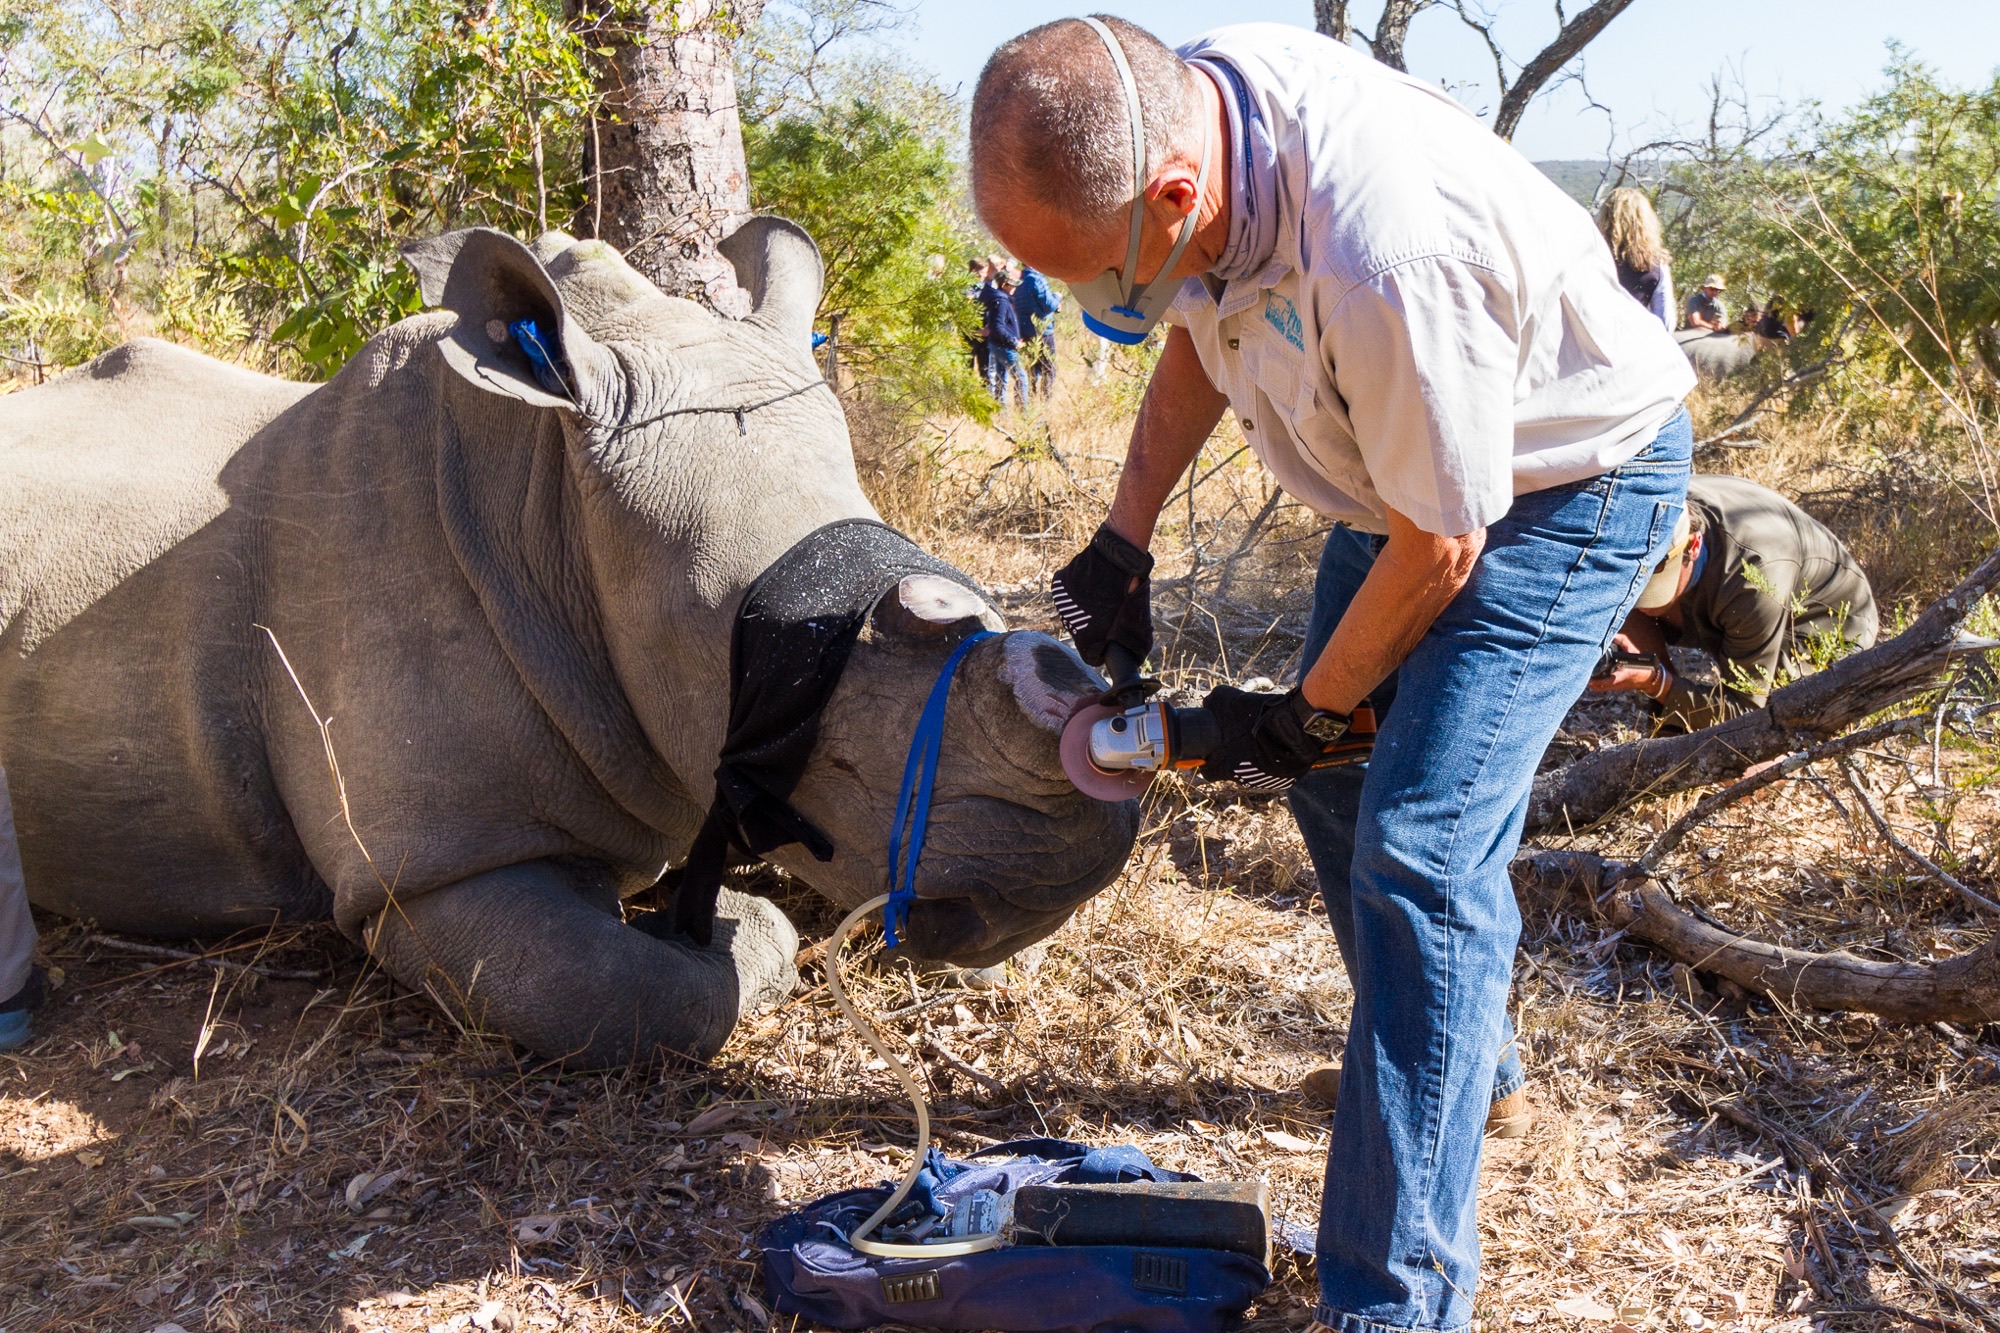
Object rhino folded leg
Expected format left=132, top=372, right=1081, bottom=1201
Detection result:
left=363, top=862, right=798, bottom=1065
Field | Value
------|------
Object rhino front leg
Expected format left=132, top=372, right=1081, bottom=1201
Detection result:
left=364, top=862, right=799, bottom=1065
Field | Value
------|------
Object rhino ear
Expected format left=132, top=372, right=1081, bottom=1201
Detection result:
left=720, top=215, right=822, bottom=349
left=400, top=230, right=474, bottom=308
left=417, top=227, right=618, bottom=414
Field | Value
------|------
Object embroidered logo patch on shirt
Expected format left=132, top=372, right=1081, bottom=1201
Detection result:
left=1264, top=293, right=1305, bottom=351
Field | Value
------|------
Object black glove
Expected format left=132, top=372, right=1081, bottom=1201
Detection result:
left=1051, top=523, right=1154, bottom=670
left=1197, top=687, right=1372, bottom=793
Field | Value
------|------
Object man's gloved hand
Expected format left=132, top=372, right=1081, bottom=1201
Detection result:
left=1197, top=687, right=1323, bottom=792
left=1197, top=687, right=1374, bottom=792
left=1051, top=523, right=1154, bottom=669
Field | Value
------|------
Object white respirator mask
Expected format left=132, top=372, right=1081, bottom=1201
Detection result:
left=1068, top=16, right=1214, bottom=346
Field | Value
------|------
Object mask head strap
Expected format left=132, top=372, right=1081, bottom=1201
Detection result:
left=1078, top=16, right=1148, bottom=307
left=1076, top=16, right=1212, bottom=319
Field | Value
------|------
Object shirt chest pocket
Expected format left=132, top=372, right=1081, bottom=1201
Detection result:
left=1235, top=306, right=1319, bottom=424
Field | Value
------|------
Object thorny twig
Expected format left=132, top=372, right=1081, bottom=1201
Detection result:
left=1631, top=715, right=1931, bottom=877
left=921, top=1037, right=1015, bottom=1102
left=82, top=935, right=327, bottom=983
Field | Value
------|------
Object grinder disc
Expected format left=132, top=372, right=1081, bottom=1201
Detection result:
left=1059, top=704, right=1155, bottom=802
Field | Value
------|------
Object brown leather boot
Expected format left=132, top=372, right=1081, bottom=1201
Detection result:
left=1302, top=1064, right=1343, bottom=1107
left=1485, top=1086, right=1532, bottom=1138
left=1300, top=1064, right=1534, bottom=1138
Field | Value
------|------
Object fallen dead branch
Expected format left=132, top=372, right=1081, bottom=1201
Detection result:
left=1529, top=543, right=2000, bottom=832
left=1513, top=850, right=2000, bottom=1025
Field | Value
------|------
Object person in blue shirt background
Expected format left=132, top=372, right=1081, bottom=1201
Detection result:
left=965, top=256, right=994, bottom=383
left=0, top=766, right=43, bottom=1052
left=1009, top=262, right=1063, bottom=398
left=979, top=268, right=1031, bottom=408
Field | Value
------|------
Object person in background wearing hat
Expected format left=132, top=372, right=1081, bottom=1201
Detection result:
left=1685, top=274, right=1728, bottom=331
left=966, top=256, right=999, bottom=384
left=1591, top=473, right=1877, bottom=731
left=981, top=266, right=1032, bottom=408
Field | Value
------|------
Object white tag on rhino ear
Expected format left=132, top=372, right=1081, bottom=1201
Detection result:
left=895, top=574, right=1004, bottom=633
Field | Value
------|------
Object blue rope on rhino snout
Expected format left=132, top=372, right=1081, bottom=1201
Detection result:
left=884, top=630, right=995, bottom=948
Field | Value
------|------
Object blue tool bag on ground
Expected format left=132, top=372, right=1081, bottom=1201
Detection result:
left=757, top=1138, right=1272, bottom=1333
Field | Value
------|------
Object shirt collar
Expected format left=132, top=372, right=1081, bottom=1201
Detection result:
left=1189, top=55, right=1279, bottom=286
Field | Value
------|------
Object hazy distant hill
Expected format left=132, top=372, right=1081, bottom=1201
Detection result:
left=1535, top=160, right=1609, bottom=208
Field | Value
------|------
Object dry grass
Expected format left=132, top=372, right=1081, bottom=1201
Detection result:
left=5, top=342, right=2000, bottom=1333
left=1687, top=374, right=1997, bottom=611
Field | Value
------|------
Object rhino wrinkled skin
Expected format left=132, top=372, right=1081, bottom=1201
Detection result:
left=0, top=220, right=1137, bottom=1065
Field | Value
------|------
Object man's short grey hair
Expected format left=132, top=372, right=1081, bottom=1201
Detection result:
left=970, top=15, right=1199, bottom=231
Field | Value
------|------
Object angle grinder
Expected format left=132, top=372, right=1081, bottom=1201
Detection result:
left=1055, top=644, right=1199, bottom=801
left=1058, top=644, right=1375, bottom=801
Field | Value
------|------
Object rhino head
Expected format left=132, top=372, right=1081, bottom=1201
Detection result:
left=401, top=221, right=1136, bottom=969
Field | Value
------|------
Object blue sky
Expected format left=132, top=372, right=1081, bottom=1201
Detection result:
left=882, top=0, right=2000, bottom=160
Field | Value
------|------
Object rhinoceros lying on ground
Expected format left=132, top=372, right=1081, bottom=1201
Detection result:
left=0, top=219, right=1136, bottom=1064
left=1675, top=301, right=1810, bottom=380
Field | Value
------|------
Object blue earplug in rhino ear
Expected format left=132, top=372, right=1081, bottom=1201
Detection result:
left=508, top=318, right=572, bottom=399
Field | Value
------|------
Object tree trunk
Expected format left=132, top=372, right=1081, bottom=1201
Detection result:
left=1313, top=0, right=1431, bottom=72
left=1513, top=851, right=2000, bottom=1026
left=1368, top=0, right=1430, bottom=73
left=1312, top=0, right=1353, bottom=45
left=565, top=0, right=761, bottom=315
left=1527, top=544, right=2000, bottom=834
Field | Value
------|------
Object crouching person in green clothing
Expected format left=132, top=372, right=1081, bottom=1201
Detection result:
left=1591, top=473, right=1878, bottom=730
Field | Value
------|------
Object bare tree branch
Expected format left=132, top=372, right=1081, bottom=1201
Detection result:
left=1314, top=0, right=1440, bottom=72
left=1475, top=0, right=1641, bottom=140
left=1529, top=543, right=2000, bottom=832
left=1630, top=715, right=1930, bottom=877
left=1837, top=757, right=2000, bottom=918
left=1331, top=0, right=1640, bottom=136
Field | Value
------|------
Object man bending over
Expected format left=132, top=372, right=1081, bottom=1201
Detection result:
left=970, top=18, right=1693, bottom=1332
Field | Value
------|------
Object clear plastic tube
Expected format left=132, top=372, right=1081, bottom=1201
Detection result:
left=825, top=894, right=1005, bottom=1258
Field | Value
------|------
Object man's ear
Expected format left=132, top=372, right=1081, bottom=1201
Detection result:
left=1144, top=166, right=1202, bottom=220
left=401, top=227, right=618, bottom=413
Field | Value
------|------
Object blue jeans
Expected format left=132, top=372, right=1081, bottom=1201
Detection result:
left=0, top=766, right=35, bottom=1008
left=1028, top=330, right=1057, bottom=397
left=987, top=345, right=1029, bottom=408
left=1287, top=409, right=1691, bottom=1333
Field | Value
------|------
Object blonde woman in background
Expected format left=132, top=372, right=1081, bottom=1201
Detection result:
left=1598, top=187, right=1675, bottom=332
